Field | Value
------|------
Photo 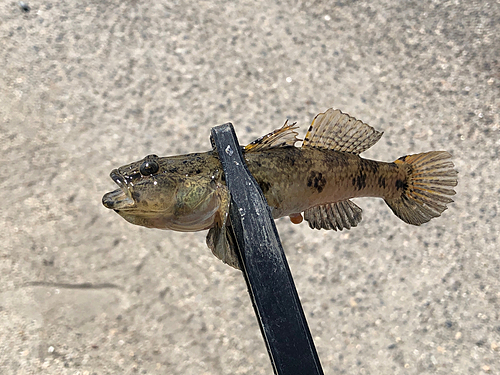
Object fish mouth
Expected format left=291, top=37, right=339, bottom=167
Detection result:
left=102, top=169, right=135, bottom=210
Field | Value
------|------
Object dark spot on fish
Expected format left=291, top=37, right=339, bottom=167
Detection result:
left=307, top=171, right=326, bottom=193
left=195, top=169, right=202, bottom=174
left=353, top=173, right=367, bottom=190
left=285, top=153, right=296, bottom=167
left=363, top=160, right=379, bottom=173
left=260, top=181, right=271, bottom=194
left=398, top=155, right=408, bottom=162
left=395, top=179, right=408, bottom=191
left=252, top=159, right=262, bottom=168
left=378, top=176, right=386, bottom=188
left=132, top=191, right=141, bottom=201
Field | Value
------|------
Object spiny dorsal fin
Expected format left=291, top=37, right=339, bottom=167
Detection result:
left=303, top=199, right=363, bottom=231
left=245, top=120, right=301, bottom=153
left=302, top=109, right=383, bottom=154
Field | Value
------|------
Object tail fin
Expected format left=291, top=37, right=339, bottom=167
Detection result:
left=384, top=151, right=458, bottom=225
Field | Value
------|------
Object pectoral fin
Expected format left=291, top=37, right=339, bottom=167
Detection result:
left=206, top=185, right=241, bottom=270
left=304, top=199, right=363, bottom=230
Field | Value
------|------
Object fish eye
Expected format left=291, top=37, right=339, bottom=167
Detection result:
left=139, top=159, right=159, bottom=176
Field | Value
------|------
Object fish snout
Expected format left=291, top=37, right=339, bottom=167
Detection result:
left=102, top=189, right=134, bottom=209
left=102, top=190, right=115, bottom=209
left=103, top=169, right=135, bottom=209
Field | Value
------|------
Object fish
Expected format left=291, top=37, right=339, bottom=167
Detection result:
left=102, top=109, right=458, bottom=269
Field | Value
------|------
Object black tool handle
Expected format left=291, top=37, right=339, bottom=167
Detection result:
left=211, top=123, right=324, bottom=375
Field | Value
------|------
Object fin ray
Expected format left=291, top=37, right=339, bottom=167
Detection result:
left=245, top=120, right=301, bottom=152
left=304, top=199, right=363, bottom=231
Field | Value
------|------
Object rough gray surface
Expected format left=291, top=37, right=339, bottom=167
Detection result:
left=1, top=1, right=499, bottom=374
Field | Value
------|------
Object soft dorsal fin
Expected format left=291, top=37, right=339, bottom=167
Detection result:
left=245, top=120, right=302, bottom=153
left=302, top=109, right=383, bottom=154
left=303, top=199, right=363, bottom=231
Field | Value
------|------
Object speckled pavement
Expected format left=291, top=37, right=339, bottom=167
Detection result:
left=1, top=1, right=499, bottom=374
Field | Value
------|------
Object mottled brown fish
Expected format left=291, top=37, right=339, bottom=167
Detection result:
left=103, top=109, right=458, bottom=269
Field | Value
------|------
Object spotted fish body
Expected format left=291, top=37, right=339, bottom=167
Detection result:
left=244, top=147, right=404, bottom=220
left=103, top=109, right=458, bottom=269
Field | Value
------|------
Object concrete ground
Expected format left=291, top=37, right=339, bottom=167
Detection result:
left=1, top=1, right=499, bottom=374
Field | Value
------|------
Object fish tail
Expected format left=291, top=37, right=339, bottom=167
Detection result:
left=384, top=151, right=458, bottom=225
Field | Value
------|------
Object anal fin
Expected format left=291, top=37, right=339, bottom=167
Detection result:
left=304, top=200, right=363, bottom=231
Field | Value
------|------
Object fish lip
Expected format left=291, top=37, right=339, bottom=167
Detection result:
left=102, top=169, right=135, bottom=210
left=110, top=169, right=128, bottom=188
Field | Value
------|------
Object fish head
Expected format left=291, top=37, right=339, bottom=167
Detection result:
left=102, top=154, right=178, bottom=228
left=102, top=154, right=222, bottom=231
